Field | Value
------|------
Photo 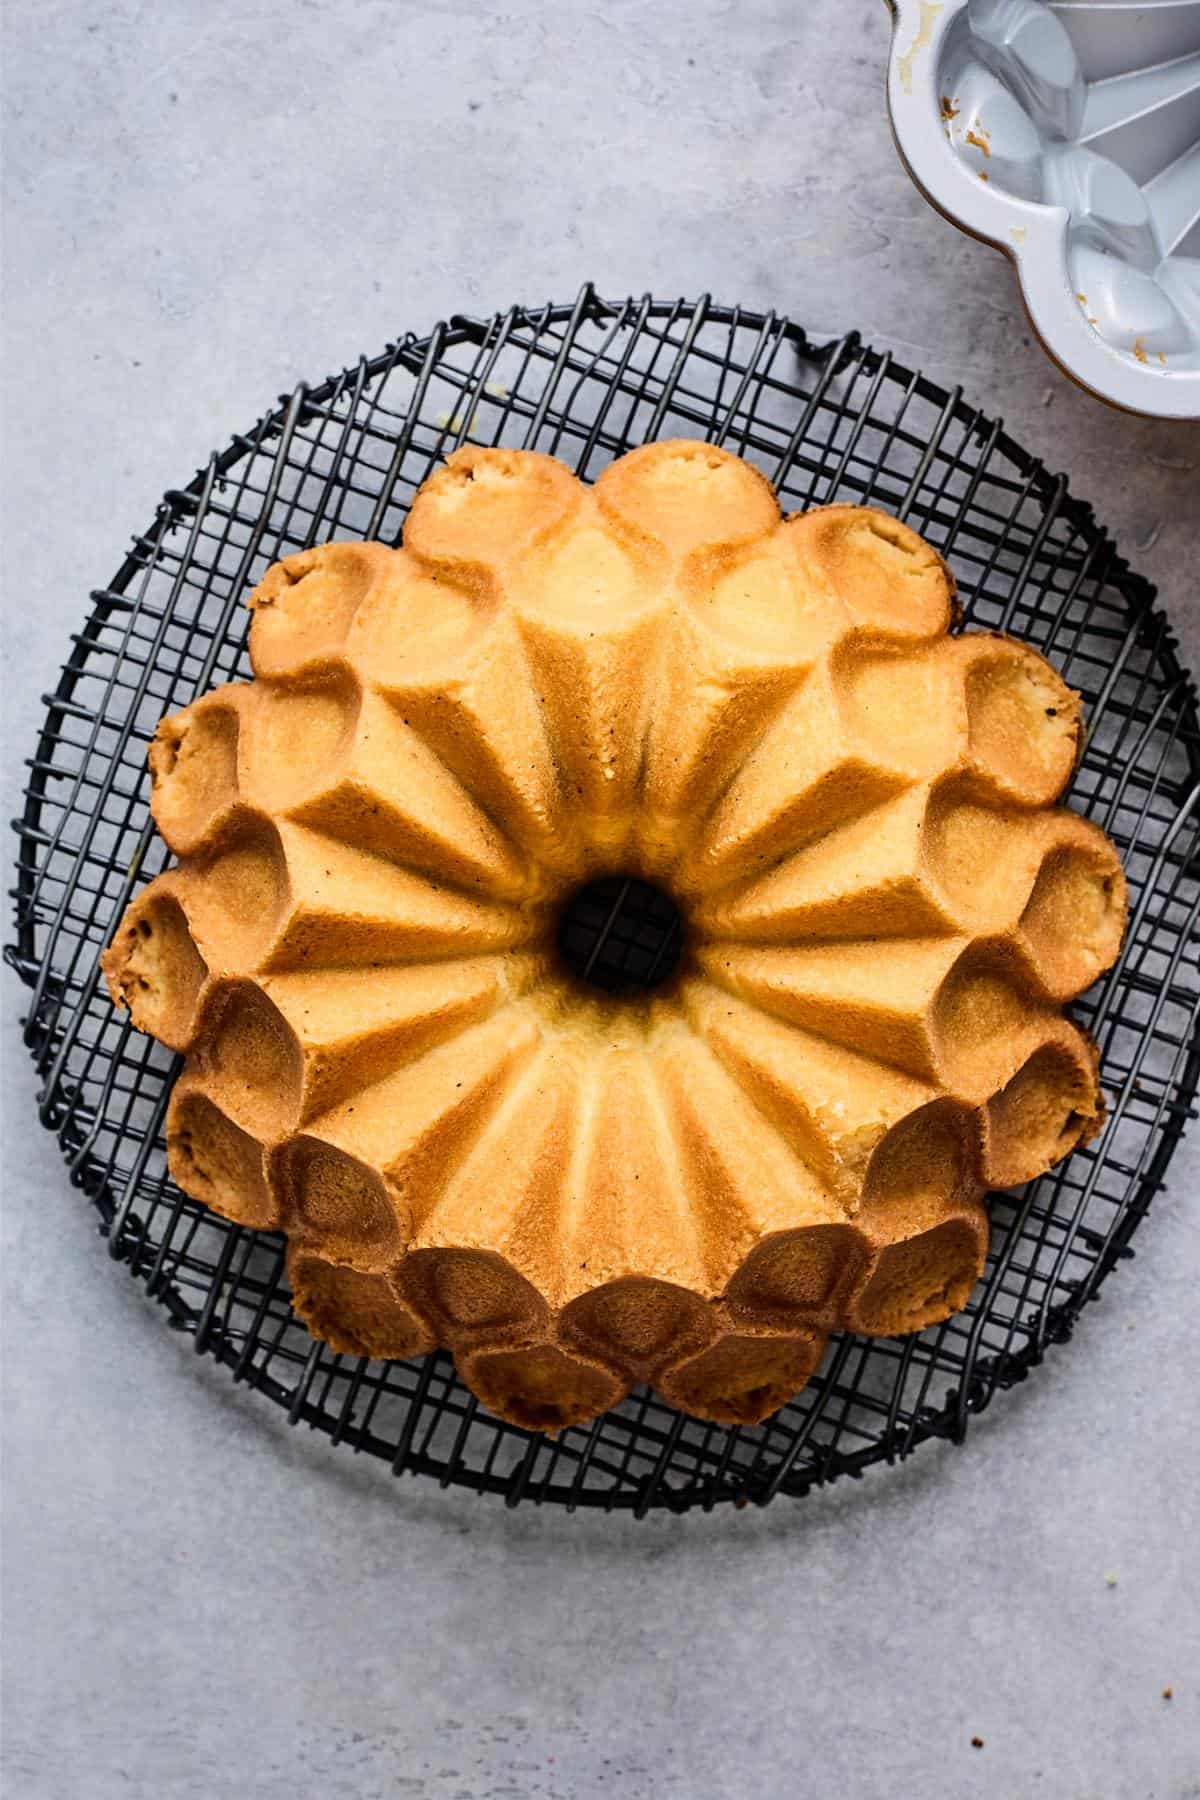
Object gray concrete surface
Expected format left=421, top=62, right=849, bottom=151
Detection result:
left=2, top=3, right=1197, bottom=1796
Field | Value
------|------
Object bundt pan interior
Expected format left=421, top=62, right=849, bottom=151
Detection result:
left=887, top=0, right=1200, bottom=417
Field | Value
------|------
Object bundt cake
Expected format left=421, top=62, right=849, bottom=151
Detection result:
left=102, top=439, right=1127, bottom=1432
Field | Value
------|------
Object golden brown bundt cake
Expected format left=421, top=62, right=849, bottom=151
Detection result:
left=102, top=439, right=1126, bottom=1433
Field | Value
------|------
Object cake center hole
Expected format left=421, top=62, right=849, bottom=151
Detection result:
left=556, top=875, right=684, bottom=995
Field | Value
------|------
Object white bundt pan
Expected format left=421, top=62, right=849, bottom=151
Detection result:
left=886, top=0, right=1200, bottom=417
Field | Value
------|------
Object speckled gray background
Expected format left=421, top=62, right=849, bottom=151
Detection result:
left=3, top=3, right=1197, bottom=1797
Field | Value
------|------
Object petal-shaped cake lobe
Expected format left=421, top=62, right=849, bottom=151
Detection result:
left=595, top=439, right=780, bottom=563
left=404, top=445, right=582, bottom=581
left=237, top=667, right=362, bottom=816
left=679, top=661, right=912, bottom=893
left=345, top=547, right=563, bottom=866
left=657, top=1325, right=829, bottom=1427
left=920, top=781, right=1050, bottom=933
left=260, top=823, right=530, bottom=971
left=784, top=505, right=957, bottom=641
left=186, top=979, right=304, bottom=1140
left=346, top=551, right=497, bottom=685
left=653, top=1028, right=846, bottom=1294
left=834, top=635, right=968, bottom=779
left=981, top=1024, right=1103, bottom=1188
left=149, top=684, right=247, bottom=856
left=699, top=938, right=966, bottom=1079
left=263, top=686, right=530, bottom=899
left=166, top=1075, right=278, bottom=1229
left=102, top=879, right=210, bottom=1051
left=639, top=522, right=845, bottom=850
left=687, top=533, right=846, bottom=666
left=846, top=1198, right=989, bottom=1337
left=558, top=1047, right=708, bottom=1298
left=724, top=1229, right=863, bottom=1333
left=104, top=440, right=1126, bottom=1433
left=512, top=508, right=667, bottom=840
left=930, top=940, right=1065, bottom=1100
left=286, top=1244, right=436, bottom=1362
left=636, top=607, right=809, bottom=872
left=280, top=1011, right=540, bottom=1269
left=456, top=1340, right=630, bottom=1436
left=169, top=817, right=291, bottom=977
left=403, top=1040, right=583, bottom=1343
left=275, top=1139, right=405, bottom=1272
left=555, top=1048, right=719, bottom=1376
left=1014, top=812, right=1127, bottom=1001
left=842, top=1102, right=989, bottom=1337
left=958, top=635, right=1082, bottom=803
left=249, top=541, right=392, bottom=681
left=260, top=954, right=541, bottom=1122
left=679, top=978, right=934, bottom=1203
left=372, top=614, right=566, bottom=869
left=700, top=777, right=1068, bottom=946
left=697, top=787, right=952, bottom=942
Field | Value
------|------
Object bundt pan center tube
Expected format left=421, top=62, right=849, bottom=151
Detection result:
left=102, top=439, right=1127, bottom=1434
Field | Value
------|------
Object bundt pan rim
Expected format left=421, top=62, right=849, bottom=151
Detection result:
left=9, top=288, right=1197, bottom=1511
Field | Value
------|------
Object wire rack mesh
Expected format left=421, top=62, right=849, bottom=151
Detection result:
left=8, top=287, right=1199, bottom=1513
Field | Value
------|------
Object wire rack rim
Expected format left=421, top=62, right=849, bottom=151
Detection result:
left=8, top=286, right=1199, bottom=1512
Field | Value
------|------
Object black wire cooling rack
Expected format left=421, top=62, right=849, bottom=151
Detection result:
left=9, top=288, right=1200, bottom=1512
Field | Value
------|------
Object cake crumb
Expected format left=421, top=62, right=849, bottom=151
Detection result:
left=940, top=95, right=960, bottom=122
left=964, top=127, right=990, bottom=157
left=1162, top=1687, right=1173, bottom=1701
left=1105, top=1572, right=1118, bottom=1588
left=1132, top=338, right=1148, bottom=365
left=484, top=379, right=509, bottom=400
left=971, top=1736, right=985, bottom=1750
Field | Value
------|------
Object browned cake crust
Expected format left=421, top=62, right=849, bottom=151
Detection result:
left=102, top=440, right=1126, bottom=1433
